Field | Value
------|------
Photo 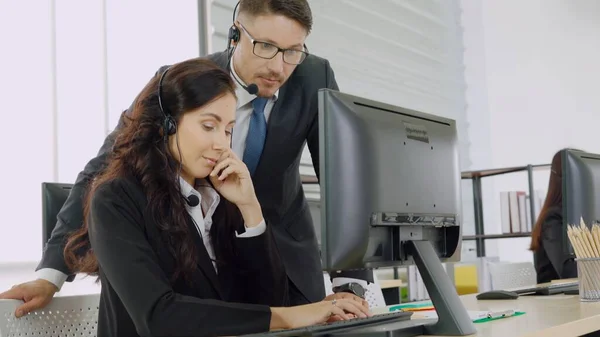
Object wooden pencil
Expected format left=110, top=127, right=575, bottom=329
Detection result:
left=566, top=221, right=600, bottom=293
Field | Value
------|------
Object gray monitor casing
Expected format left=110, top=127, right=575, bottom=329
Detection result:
left=562, top=149, right=600, bottom=255
left=318, top=89, right=463, bottom=271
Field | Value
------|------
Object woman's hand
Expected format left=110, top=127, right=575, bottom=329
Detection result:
left=209, top=149, right=255, bottom=205
left=270, top=299, right=372, bottom=331
left=209, top=150, right=263, bottom=226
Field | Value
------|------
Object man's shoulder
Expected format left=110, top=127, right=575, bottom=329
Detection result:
left=288, top=53, right=333, bottom=89
left=204, top=51, right=229, bottom=69
left=294, top=53, right=332, bottom=75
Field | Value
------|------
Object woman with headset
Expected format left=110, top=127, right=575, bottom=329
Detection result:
left=63, top=58, right=370, bottom=337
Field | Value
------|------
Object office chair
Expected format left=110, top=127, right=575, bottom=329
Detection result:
left=41, top=182, right=73, bottom=248
left=0, top=294, right=100, bottom=336
left=488, top=261, right=536, bottom=290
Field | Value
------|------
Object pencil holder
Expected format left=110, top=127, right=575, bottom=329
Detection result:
left=576, top=258, right=600, bottom=302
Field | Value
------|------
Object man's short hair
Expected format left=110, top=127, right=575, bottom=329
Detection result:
left=238, top=0, right=313, bottom=33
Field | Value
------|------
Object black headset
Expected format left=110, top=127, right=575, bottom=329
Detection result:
left=157, top=67, right=177, bottom=137
left=226, top=1, right=259, bottom=95
left=227, top=1, right=241, bottom=54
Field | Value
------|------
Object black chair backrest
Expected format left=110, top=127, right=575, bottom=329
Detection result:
left=41, top=182, right=73, bottom=248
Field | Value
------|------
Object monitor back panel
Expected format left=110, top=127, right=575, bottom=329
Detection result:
left=319, top=89, right=462, bottom=270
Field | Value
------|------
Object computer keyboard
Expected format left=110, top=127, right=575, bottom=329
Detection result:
left=515, top=281, right=579, bottom=295
left=246, top=310, right=413, bottom=336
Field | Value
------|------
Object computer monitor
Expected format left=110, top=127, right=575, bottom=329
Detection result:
left=41, top=182, right=73, bottom=247
left=563, top=149, right=600, bottom=255
left=318, top=89, right=475, bottom=336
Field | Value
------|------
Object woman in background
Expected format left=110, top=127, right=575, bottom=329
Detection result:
left=530, top=149, right=577, bottom=284
left=64, top=58, right=369, bottom=337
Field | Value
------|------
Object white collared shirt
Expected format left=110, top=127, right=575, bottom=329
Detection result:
left=178, top=177, right=266, bottom=272
left=230, top=59, right=279, bottom=158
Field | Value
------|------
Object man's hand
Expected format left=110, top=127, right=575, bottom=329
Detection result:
left=323, top=292, right=370, bottom=321
left=0, top=279, right=58, bottom=318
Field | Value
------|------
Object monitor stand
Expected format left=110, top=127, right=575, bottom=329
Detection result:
left=407, top=240, right=476, bottom=336
left=328, top=240, right=476, bottom=337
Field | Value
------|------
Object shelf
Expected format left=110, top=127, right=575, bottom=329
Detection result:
left=461, top=164, right=550, bottom=179
left=303, top=165, right=551, bottom=182
left=463, top=232, right=532, bottom=240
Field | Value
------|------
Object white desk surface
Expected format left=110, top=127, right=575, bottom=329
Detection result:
left=372, top=293, right=600, bottom=337
left=4, top=264, right=600, bottom=336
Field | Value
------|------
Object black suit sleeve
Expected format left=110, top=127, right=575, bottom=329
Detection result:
left=541, top=212, right=577, bottom=279
left=37, top=117, right=124, bottom=278
left=231, top=227, right=290, bottom=306
left=306, top=60, right=374, bottom=285
left=37, top=66, right=171, bottom=278
left=89, top=182, right=272, bottom=337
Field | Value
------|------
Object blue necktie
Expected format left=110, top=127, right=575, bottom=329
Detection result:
left=243, top=97, right=269, bottom=175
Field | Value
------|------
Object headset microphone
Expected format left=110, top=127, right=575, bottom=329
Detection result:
left=245, top=83, right=258, bottom=95
left=226, top=1, right=259, bottom=96
left=186, top=194, right=200, bottom=207
left=231, top=74, right=258, bottom=95
left=226, top=43, right=259, bottom=95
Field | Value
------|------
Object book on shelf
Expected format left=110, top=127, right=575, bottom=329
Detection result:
left=500, top=190, right=545, bottom=234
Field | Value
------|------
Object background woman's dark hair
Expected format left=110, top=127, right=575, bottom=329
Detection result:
left=530, top=148, right=583, bottom=251
left=64, top=58, right=237, bottom=283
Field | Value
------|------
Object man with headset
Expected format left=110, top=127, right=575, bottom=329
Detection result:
left=1, top=0, right=373, bottom=316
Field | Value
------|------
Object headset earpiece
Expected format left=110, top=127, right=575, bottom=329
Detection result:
left=157, top=67, right=177, bottom=137
left=228, top=25, right=240, bottom=44
left=229, top=1, right=241, bottom=47
left=164, top=115, right=176, bottom=136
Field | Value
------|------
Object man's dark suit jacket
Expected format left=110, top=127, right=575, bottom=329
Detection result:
left=533, top=206, right=577, bottom=284
left=88, top=176, right=288, bottom=337
left=38, top=51, right=373, bottom=304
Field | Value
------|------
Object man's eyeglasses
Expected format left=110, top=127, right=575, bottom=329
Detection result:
left=238, top=23, right=308, bottom=65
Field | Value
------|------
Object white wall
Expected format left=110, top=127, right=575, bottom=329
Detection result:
left=459, top=0, right=495, bottom=260
left=0, top=1, right=56, bottom=264
left=461, top=0, right=600, bottom=261
left=0, top=0, right=200, bottom=263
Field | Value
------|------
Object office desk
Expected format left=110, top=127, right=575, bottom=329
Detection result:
left=370, top=293, right=600, bottom=337
left=3, top=264, right=599, bottom=337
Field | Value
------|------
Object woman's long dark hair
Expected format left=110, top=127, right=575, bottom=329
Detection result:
left=530, top=150, right=563, bottom=251
left=64, top=58, right=237, bottom=283
left=530, top=148, right=583, bottom=251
